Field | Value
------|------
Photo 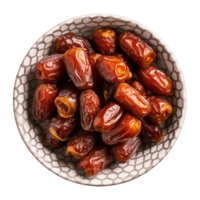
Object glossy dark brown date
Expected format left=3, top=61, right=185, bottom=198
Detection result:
left=111, top=136, right=142, bottom=163
left=93, top=101, right=124, bottom=133
left=66, top=129, right=100, bottom=159
left=80, top=90, right=101, bottom=131
left=101, top=113, right=142, bottom=145
left=32, top=83, right=58, bottom=122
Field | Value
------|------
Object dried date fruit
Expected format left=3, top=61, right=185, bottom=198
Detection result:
left=131, top=80, right=146, bottom=98
left=93, top=101, right=124, bottom=133
left=55, top=32, right=95, bottom=54
left=96, top=56, right=132, bottom=83
left=63, top=48, right=94, bottom=90
left=92, top=28, right=117, bottom=55
left=114, top=83, right=151, bottom=118
left=140, top=118, right=163, bottom=143
left=100, top=81, right=119, bottom=107
left=101, top=113, right=142, bottom=145
left=66, top=129, right=100, bottom=159
left=146, top=95, right=173, bottom=124
left=80, top=90, right=101, bottom=131
left=79, top=142, right=112, bottom=176
left=118, top=31, right=156, bottom=67
left=32, top=83, right=58, bottom=122
left=88, top=53, right=103, bottom=93
left=35, top=54, right=67, bottom=83
left=111, top=136, right=142, bottom=163
left=54, top=81, right=80, bottom=118
left=136, top=65, right=173, bottom=96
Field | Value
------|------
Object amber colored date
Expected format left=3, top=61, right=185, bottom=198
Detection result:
left=101, top=113, right=142, bottom=145
left=88, top=53, right=103, bottom=93
left=114, top=83, right=151, bottom=118
left=79, top=142, right=112, bottom=176
left=118, top=31, right=156, bottom=67
left=92, top=28, right=117, bottom=55
left=54, top=81, right=80, bottom=118
left=63, top=48, right=94, bottom=90
left=66, top=129, right=100, bottom=159
left=96, top=56, right=131, bottom=83
left=140, top=118, right=163, bottom=143
left=32, top=83, right=58, bottom=122
left=136, top=65, right=173, bottom=96
left=93, top=101, right=124, bottom=133
left=111, top=136, right=142, bottom=163
left=55, top=33, right=95, bottom=54
left=100, top=81, right=119, bottom=107
left=131, top=80, right=146, bottom=98
left=35, top=54, right=67, bottom=83
left=146, top=95, right=173, bottom=125
left=112, top=53, right=133, bottom=84
left=80, top=90, right=101, bottom=131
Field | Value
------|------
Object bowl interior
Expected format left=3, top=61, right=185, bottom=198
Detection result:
left=13, top=14, right=186, bottom=186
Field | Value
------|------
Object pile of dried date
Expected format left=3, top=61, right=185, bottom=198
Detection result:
left=32, top=28, right=173, bottom=176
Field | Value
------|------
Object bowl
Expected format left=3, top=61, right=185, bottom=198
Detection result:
left=13, top=14, right=187, bottom=186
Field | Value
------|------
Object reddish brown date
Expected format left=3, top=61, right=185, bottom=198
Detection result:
left=146, top=95, right=173, bottom=124
left=131, top=80, right=146, bottom=98
left=96, top=56, right=131, bottom=83
left=101, top=113, right=142, bottom=145
left=100, top=81, right=119, bottom=107
left=55, top=32, right=95, bottom=54
left=35, top=54, right=67, bottom=83
left=54, top=81, right=80, bottom=118
left=79, top=142, right=112, bottom=176
left=48, top=114, right=78, bottom=141
left=88, top=53, right=103, bottom=93
left=118, top=31, right=156, bottom=67
left=63, top=48, right=94, bottom=90
left=136, top=65, right=173, bottom=96
left=93, top=101, right=124, bottom=133
left=112, top=53, right=133, bottom=84
left=140, top=118, right=163, bottom=143
left=114, top=83, right=151, bottom=118
left=80, top=90, right=101, bottom=131
left=66, top=129, right=100, bottom=159
left=32, top=83, right=58, bottom=122
left=111, top=136, right=142, bottom=163
left=92, top=28, right=117, bottom=55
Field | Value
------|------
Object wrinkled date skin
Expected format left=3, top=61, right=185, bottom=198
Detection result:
left=88, top=53, right=103, bottom=93
left=63, top=48, right=94, bottom=90
left=118, top=31, right=156, bottom=67
left=101, top=113, right=142, bottom=145
left=55, top=33, right=95, bottom=54
left=111, top=136, right=142, bottom=163
left=35, top=54, right=67, bottom=83
left=80, top=90, right=101, bottom=131
left=140, top=118, right=163, bottom=143
left=32, top=83, right=58, bottom=122
left=100, top=81, right=119, bottom=107
left=114, top=83, right=151, bottom=118
left=96, top=56, right=131, bottom=83
left=146, top=95, right=173, bottom=124
left=79, top=142, right=112, bottom=176
left=66, top=129, right=100, bottom=159
left=112, top=53, right=133, bottom=84
left=92, top=28, right=118, bottom=55
left=48, top=114, right=78, bottom=141
left=93, top=101, right=124, bottom=133
left=136, top=65, right=173, bottom=96
left=131, top=80, right=147, bottom=98
left=54, top=81, right=80, bottom=118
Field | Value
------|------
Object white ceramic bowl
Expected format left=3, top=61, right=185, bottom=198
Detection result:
left=13, top=14, right=187, bottom=186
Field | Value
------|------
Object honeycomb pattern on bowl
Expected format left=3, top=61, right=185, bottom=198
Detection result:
left=13, top=14, right=187, bottom=186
